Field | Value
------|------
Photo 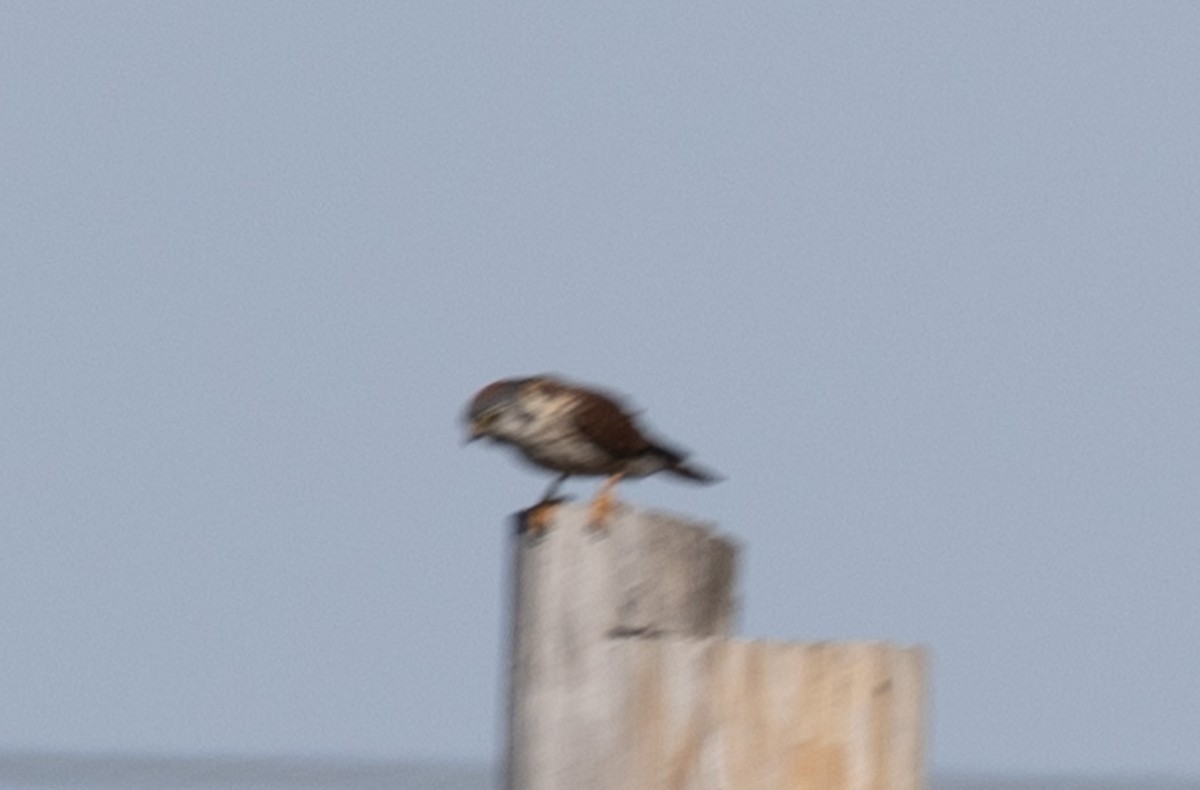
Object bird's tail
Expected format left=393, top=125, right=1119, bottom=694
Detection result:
left=650, top=440, right=721, bottom=484
left=667, top=459, right=722, bottom=484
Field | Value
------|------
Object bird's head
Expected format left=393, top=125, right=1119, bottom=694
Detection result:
left=464, top=375, right=568, bottom=445
left=464, top=378, right=525, bottom=443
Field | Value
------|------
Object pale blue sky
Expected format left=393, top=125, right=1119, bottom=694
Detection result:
left=2, top=2, right=1198, bottom=776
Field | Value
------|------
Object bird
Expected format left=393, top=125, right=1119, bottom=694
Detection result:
left=464, top=374, right=718, bottom=533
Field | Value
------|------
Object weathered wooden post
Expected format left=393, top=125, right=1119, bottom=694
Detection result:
left=502, top=503, right=926, bottom=790
left=504, top=502, right=738, bottom=790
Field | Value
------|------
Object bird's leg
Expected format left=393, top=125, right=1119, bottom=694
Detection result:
left=540, top=473, right=568, bottom=503
left=586, top=472, right=623, bottom=532
left=521, top=474, right=569, bottom=536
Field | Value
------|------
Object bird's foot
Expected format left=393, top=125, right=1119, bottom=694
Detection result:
left=585, top=474, right=623, bottom=533
left=585, top=498, right=614, bottom=533
left=517, top=497, right=567, bottom=538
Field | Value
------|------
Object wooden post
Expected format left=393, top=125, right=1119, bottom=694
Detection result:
left=502, top=503, right=926, bottom=790
left=504, top=503, right=738, bottom=790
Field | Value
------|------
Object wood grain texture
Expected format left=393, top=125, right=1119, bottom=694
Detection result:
left=504, top=503, right=737, bottom=790
left=502, top=503, right=925, bottom=790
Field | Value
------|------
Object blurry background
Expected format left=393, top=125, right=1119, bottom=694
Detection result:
left=2, top=1, right=1197, bottom=777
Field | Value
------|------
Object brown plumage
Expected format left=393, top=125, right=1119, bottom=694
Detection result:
left=464, top=375, right=718, bottom=527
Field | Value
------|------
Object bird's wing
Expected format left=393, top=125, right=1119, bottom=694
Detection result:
left=570, top=390, right=653, bottom=458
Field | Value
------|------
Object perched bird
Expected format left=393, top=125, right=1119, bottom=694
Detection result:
left=465, top=375, right=719, bottom=531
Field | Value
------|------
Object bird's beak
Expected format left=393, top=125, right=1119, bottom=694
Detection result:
left=463, top=421, right=483, bottom=446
